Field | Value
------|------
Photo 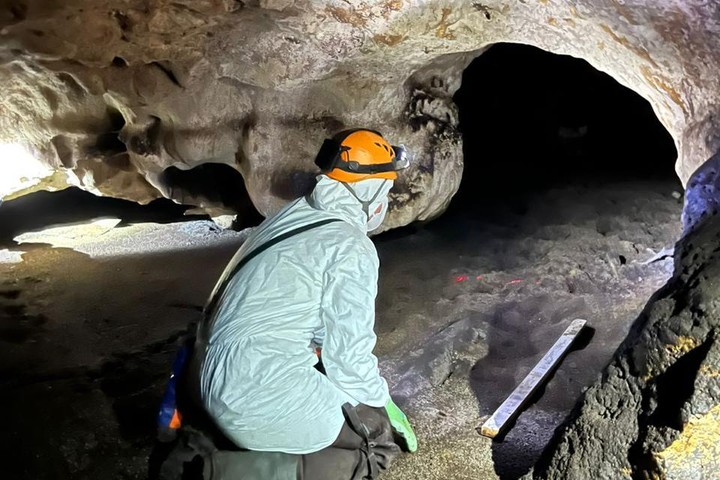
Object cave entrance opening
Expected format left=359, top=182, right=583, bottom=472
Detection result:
left=437, top=43, right=682, bottom=478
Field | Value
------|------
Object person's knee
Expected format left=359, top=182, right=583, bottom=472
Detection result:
left=300, top=448, right=364, bottom=480
left=207, top=450, right=299, bottom=480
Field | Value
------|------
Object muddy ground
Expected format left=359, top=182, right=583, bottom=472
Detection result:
left=0, top=178, right=682, bottom=479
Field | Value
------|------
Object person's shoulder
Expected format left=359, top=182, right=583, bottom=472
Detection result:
left=320, top=221, right=377, bottom=263
left=322, top=219, right=371, bottom=244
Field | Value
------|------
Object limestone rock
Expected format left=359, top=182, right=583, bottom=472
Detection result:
left=1, top=0, right=719, bottom=225
left=533, top=211, right=720, bottom=479
left=210, top=214, right=236, bottom=230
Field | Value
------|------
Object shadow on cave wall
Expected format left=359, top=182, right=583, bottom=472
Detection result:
left=450, top=43, right=679, bottom=479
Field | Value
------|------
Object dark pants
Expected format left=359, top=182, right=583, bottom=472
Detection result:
left=154, top=403, right=401, bottom=480
left=152, top=345, right=401, bottom=480
left=203, top=404, right=401, bottom=480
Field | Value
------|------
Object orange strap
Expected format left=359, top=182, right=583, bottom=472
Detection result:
left=169, top=409, right=182, bottom=429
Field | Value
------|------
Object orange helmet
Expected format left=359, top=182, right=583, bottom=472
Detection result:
left=314, top=129, right=410, bottom=183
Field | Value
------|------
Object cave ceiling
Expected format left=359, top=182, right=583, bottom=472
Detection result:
left=1, top=0, right=719, bottom=226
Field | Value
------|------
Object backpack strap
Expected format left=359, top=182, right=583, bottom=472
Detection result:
left=203, top=218, right=342, bottom=319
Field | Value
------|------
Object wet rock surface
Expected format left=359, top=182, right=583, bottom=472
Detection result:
left=534, top=187, right=720, bottom=479
left=682, top=150, right=720, bottom=234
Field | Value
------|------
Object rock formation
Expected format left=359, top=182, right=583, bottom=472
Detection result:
left=533, top=193, right=720, bottom=479
left=1, top=0, right=719, bottom=227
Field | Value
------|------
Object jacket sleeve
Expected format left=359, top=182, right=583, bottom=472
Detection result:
left=319, top=247, right=390, bottom=408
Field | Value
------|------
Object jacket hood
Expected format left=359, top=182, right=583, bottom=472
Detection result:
left=308, top=175, right=393, bottom=231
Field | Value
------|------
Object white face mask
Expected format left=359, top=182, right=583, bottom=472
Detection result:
left=341, top=180, right=392, bottom=232
left=366, top=200, right=388, bottom=232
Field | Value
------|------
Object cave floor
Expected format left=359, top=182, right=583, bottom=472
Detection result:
left=0, top=178, right=682, bottom=479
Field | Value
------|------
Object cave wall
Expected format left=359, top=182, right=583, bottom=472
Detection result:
left=1, top=0, right=718, bottom=225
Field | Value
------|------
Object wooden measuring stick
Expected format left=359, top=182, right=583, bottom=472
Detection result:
left=479, top=318, right=587, bottom=438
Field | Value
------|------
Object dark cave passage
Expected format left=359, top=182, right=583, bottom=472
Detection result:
left=451, top=43, right=679, bottom=211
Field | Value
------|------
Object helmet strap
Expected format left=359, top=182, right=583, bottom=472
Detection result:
left=335, top=160, right=397, bottom=174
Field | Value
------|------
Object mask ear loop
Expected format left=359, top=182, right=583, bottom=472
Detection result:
left=341, top=180, right=389, bottom=216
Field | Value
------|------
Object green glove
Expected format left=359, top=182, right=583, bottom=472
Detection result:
left=385, top=398, right=418, bottom=453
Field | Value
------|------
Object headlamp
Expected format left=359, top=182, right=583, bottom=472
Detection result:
left=392, top=145, right=412, bottom=170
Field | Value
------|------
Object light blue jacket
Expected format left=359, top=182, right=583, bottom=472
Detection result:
left=196, top=176, right=391, bottom=454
